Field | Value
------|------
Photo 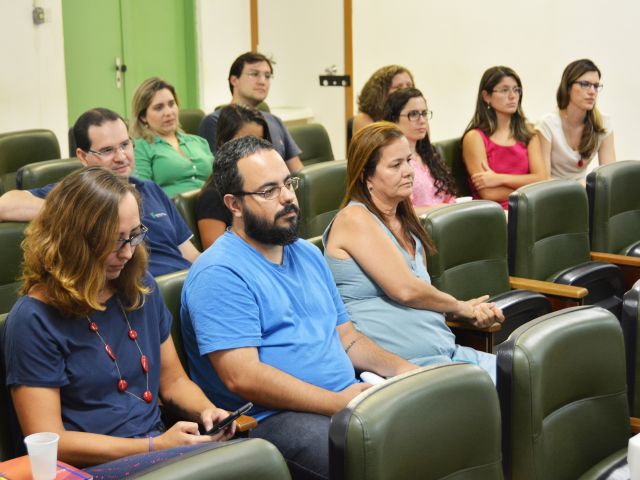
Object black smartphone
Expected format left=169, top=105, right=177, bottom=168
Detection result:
left=205, top=402, right=253, bottom=435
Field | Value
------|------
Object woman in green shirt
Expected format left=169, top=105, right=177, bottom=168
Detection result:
left=130, top=77, right=213, bottom=197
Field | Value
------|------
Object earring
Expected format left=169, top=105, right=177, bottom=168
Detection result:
left=486, top=103, right=491, bottom=110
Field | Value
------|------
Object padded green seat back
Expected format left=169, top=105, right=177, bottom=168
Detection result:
left=621, top=280, right=640, bottom=417
left=179, top=109, right=206, bottom=136
left=289, top=123, right=335, bottom=166
left=497, top=306, right=630, bottom=480
left=307, top=235, right=324, bottom=253
left=173, top=189, right=203, bottom=251
left=295, top=160, right=346, bottom=238
left=16, top=158, right=82, bottom=190
left=508, top=179, right=591, bottom=280
left=330, top=364, right=503, bottom=480
left=422, top=201, right=510, bottom=298
left=0, top=313, right=12, bottom=461
left=130, top=438, right=291, bottom=479
left=432, top=137, right=470, bottom=196
left=587, top=160, right=640, bottom=254
left=0, top=129, right=60, bottom=193
left=0, top=223, right=26, bottom=315
left=155, top=270, right=189, bottom=372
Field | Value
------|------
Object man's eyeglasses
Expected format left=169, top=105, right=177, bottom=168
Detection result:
left=88, top=139, right=134, bottom=160
left=492, top=86, right=522, bottom=96
left=233, top=177, right=300, bottom=201
left=400, top=110, right=433, bottom=122
left=113, top=224, right=148, bottom=252
left=573, top=80, right=603, bottom=92
left=246, top=71, right=273, bottom=81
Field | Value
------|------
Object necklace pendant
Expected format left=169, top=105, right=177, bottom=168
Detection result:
left=105, top=344, right=116, bottom=362
left=140, top=355, right=149, bottom=373
left=128, top=329, right=138, bottom=340
left=578, top=159, right=584, bottom=168
left=117, top=379, right=128, bottom=392
left=142, top=390, right=153, bottom=403
left=88, top=322, right=99, bottom=332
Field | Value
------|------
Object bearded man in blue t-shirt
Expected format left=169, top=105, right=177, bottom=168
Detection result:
left=180, top=135, right=416, bottom=480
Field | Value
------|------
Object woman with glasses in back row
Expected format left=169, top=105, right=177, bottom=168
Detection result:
left=462, top=66, right=547, bottom=209
left=536, top=59, right=616, bottom=182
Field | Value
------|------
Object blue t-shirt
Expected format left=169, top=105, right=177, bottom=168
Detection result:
left=4, top=273, right=171, bottom=438
left=30, top=177, right=192, bottom=277
left=180, top=231, right=357, bottom=420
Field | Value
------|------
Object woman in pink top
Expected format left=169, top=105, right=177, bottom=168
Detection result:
left=383, top=88, right=457, bottom=211
left=462, top=66, right=547, bottom=209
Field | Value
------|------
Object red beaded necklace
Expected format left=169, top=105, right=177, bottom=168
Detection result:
left=86, top=299, right=153, bottom=404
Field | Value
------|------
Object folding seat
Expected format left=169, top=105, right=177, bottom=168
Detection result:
left=508, top=179, right=626, bottom=317
left=0, top=129, right=60, bottom=194
left=422, top=200, right=551, bottom=351
left=172, top=188, right=203, bottom=250
left=0, top=313, right=21, bottom=461
left=621, top=280, right=640, bottom=417
left=306, top=235, right=324, bottom=253
left=295, top=160, right=346, bottom=238
left=0, top=222, right=27, bottom=315
left=289, top=123, right=335, bottom=166
left=432, top=137, right=471, bottom=196
left=330, top=363, right=503, bottom=480
left=16, top=158, right=82, bottom=190
left=179, top=108, right=206, bottom=136
left=496, top=306, right=630, bottom=479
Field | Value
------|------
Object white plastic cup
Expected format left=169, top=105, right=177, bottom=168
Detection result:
left=24, top=432, right=59, bottom=480
left=629, top=432, right=640, bottom=479
left=455, top=196, right=473, bottom=204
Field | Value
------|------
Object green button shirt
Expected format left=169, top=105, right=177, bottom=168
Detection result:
left=134, top=132, right=214, bottom=197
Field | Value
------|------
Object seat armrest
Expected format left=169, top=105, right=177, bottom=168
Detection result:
left=445, top=319, right=502, bottom=333
left=631, top=416, right=640, bottom=435
left=236, top=414, right=258, bottom=432
left=509, top=276, right=588, bottom=299
left=591, top=251, right=640, bottom=267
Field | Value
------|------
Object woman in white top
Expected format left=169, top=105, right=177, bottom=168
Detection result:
left=536, top=59, right=615, bottom=182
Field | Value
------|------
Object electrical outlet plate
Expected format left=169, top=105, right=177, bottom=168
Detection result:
left=319, top=75, right=350, bottom=87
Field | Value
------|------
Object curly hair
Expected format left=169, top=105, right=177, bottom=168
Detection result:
left=556, top=59, right=606, bottom=160
left=20, top=167, right=149, bottom=317
left=130, top=77, right=181, bottom=143
left=383, top=87, right=457, bottom=198
left=344, top=121, right=434, bottom=254
left=357, top=65, right=414, bottom=122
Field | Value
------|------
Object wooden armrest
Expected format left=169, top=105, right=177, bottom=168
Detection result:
left=235, top=414, right=258, bottom=432
left=509, top=276, right=588, bottom=300
left=446, top=320, right=502, bottom=333
left=631, top=416, right=640, bottom=435
left=591, top=251, right=640, bottom=267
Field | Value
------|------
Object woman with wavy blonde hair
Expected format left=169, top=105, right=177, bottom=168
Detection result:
left=5, top=167, right=235, bottom=476
left=353, top=65, right=414, bottom=134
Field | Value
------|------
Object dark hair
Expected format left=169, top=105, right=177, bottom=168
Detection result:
left=344, top=122, right=434, bottom=254
left=383, top=88, right=457, bottom=197
left=556, top=59, right=606, bottom=160
left=215, top=104, right=272, bottom=150
left=463, top=66, right=533, bottom=145
left=73, top=108, right=125, bottom=152
left=357, top=65, right=414, bottom=121
left=228, top=52, right=274, bottom=94
left=214, top=136, right=276, bottom=198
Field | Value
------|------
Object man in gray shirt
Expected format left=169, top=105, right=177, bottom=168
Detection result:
left=199, top=52, right=303, bottom=173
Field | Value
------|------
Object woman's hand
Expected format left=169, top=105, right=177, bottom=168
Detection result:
left=200, top=407, right=237, bottom=441
left=471, top=164, right=503, bottom=189
left=154, top=421, right=215, bottom=451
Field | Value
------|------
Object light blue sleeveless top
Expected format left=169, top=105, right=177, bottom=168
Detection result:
left=322, top=202, right=457, bottom=366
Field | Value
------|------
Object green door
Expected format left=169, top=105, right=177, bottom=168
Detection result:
left=62, top=0, right=198, bottom=126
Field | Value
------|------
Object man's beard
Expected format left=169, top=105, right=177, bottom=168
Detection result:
left=244, top=202, right=300, bottom=246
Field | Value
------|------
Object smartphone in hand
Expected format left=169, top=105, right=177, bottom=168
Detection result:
left=205, top=402, right=253, bottom=435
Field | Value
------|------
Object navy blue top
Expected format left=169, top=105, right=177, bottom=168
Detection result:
left=30, top=177, right=193, bottom=276
left=4, top=273, right=171, bottom=438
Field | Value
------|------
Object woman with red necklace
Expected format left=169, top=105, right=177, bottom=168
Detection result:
left=3, top=167, right=235, bottom=477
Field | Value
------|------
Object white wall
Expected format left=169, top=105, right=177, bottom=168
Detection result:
left=353, top=0, right=640, bottom=161
left=0, top=0, right=68, bottom=155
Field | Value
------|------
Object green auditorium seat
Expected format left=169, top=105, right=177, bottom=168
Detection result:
left=330, top=363, right=503, bottom=480
left=130, top=439, right=291, bottom=480
left=0, top=313, right=20, bottom=461
left=173, top=188, right=203, bottom=250
left=16, top=158, right=82, bottom=190
left=508, top=179, right=626, bottom=316
left=621, top=280, right=640, bottom=417
left=496, top=306, right=630, bottom=479
left=432, top=137, right=471, bottom=196
left=289, top=123, right=335, bottom=166
left=179, top=109, right=206, bottom=136
left=295, top=160, right=346, bottom=238
left=0, top=129, right=60, bottom=194
left=422, top=201, right=551, bottom=350
left=307, top=235, right=324, bottom=253
left=0, top=222, right=27, bottom=315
